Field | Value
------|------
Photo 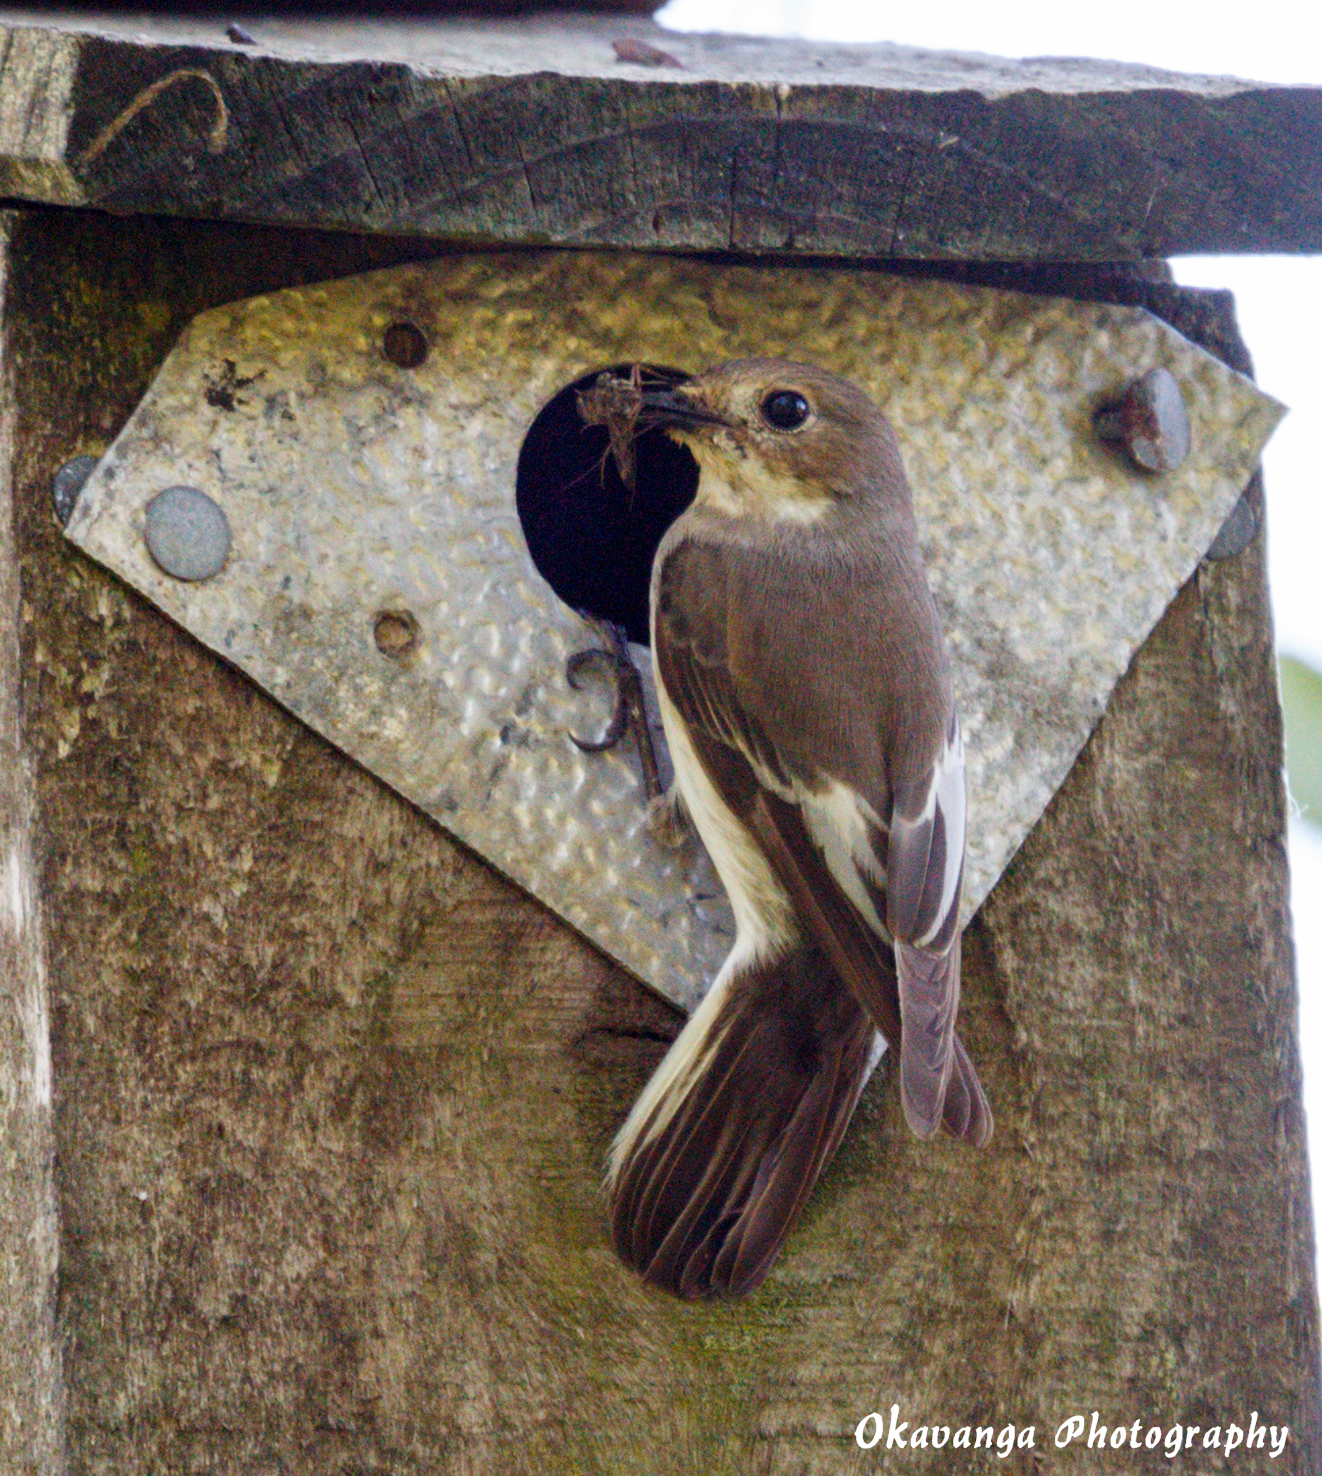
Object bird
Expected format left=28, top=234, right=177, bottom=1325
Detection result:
left=604, top=358, right=992, bottom=1300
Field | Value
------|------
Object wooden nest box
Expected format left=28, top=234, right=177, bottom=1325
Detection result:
left=0, top=13, right=1318, bottom=1473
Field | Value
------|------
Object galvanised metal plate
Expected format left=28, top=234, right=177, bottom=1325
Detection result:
left=63, top=253, right=1283, bottom=1013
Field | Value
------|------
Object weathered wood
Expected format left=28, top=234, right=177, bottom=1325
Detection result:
left=1, top=207, right=1317, bottom=1472
left=0, top=12, right=1320, bottom=259
left=0, top=211, right=65, bottom=1476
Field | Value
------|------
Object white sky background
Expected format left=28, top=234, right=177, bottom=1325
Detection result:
left=658, top=0, right=1322, bottom=1210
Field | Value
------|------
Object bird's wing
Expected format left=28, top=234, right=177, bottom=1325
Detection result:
left=886, top=711, right=968, bottom=1137
left=654, top=535, right=990, bottom=1146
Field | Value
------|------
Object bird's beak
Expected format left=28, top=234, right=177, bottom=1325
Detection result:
left=637, top=384, right=729, bottom=429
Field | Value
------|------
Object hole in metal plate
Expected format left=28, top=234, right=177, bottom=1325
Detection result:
left=373, top=608, right=420, bottom=660
left=382, top=320, right=428, bottom=369
left=515, top=363, right=699, bottom=645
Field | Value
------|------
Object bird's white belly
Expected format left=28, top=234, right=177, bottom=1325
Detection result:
left=653, top=676, right=800, bottom=965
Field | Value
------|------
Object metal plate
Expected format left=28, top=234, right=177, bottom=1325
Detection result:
left=63, top=253, right=1283, bottom=1012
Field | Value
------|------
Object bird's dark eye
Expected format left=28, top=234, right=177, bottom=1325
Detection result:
left=760, top=390, right=811, bottom=431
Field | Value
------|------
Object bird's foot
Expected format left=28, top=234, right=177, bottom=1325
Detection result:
left=566, top=618, right=664, bottom=802
left=566, top=643, right=631, bottom=752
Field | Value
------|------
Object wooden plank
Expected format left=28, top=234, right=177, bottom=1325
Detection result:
left=0, top=13, right=1319, bottom=258
left=0, top=210, right=65, bottom=1476
left=3, top=205, right=1318, bottom=1472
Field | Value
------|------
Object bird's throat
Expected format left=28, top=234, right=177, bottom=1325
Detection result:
left=674, top=432, right=832, bottom=526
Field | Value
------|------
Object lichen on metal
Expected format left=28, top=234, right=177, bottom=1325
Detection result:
left=62, top=252, right=1283, bottom=1013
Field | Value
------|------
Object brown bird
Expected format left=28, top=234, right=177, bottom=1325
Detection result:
left=605, top=358, right=992, bottom=1299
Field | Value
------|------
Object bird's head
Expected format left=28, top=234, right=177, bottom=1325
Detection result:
left=639, top=358, right=909, bottom=522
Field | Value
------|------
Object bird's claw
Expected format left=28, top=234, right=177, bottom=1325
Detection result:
left=566, top=619, right=664, bottom=802
left=567, top=647, right=632, bottom=752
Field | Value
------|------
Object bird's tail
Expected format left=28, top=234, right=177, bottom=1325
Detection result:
left=606, top=938, right=878, bottom=1299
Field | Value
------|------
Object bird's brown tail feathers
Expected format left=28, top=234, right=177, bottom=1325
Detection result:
left=606, top=942, right=989, bottom=1299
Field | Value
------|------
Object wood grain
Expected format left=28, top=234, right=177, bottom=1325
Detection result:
left=0, top=211, right=65, bottom=1476
left=0, top=14, right=1319, bottom=258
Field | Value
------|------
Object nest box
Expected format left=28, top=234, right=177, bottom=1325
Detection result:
left=0, top=12, right=1318, bottom=1474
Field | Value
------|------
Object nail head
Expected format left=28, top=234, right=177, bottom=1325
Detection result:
left=1095, top=366, right=1191, bottom=473
left=1205, top=488, right=1258, bottom=560
left=51, top=454, right=99, bottom=526
left=144, top=486, right=231, bottom=580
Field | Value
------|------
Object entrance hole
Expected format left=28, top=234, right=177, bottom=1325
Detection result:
left=515, top=364, right=699, bottom=646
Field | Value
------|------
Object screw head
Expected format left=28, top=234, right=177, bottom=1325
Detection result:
left=143, top=486, right=231, bottom=581
left=51, top=454, right=99, bottom=527
left=1205, top=487, right=1258, bottom=560
left=1094, top=367, right=1191, bottom=473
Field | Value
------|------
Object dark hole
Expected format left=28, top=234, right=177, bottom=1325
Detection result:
left=515, top=364, right=699, bottom=646
left=382, top=320, right=428, bottom=369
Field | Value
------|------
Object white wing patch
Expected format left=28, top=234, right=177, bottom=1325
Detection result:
left=913, top=717, right=966, bottom=949
left=800, top=780, right=891, bottom=941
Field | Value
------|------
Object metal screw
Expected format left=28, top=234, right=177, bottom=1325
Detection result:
left=51, top=454, right=99, bottom=527
left=382, top=321, right=427, bottom=369
left=1205, top=486, right=1259, bottom=561
left=373, top=609, right=419, bottom=660
left=1094, top=367, right=1191, bottom=473
left=143, top=486, right=231, bottom=580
